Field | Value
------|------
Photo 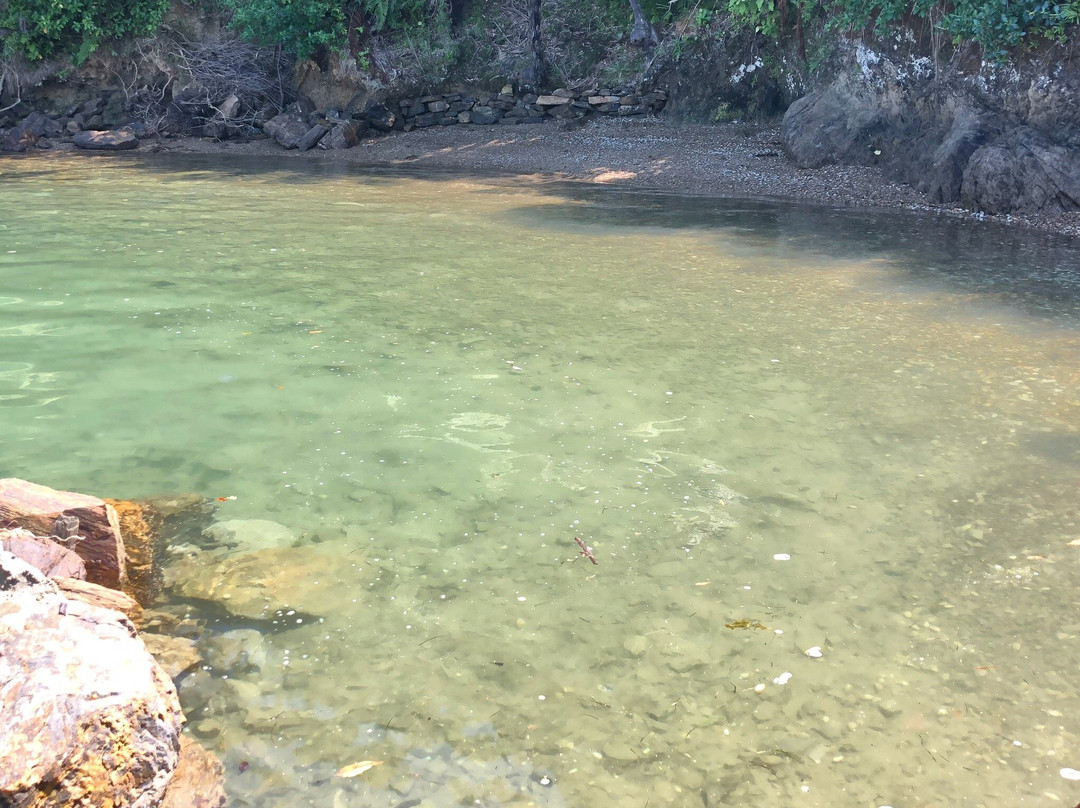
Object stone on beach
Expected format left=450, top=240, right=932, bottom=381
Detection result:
left=73, top=129, right=140, bottom=150
left=263, top=112, right=310, bottom=149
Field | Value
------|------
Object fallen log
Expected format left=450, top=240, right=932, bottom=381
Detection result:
left=0, top=478, right=126, bottom=590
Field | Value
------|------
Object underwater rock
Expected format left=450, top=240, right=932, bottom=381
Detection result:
left=167, top=544, right=360, bottom=621
left=159, top=736, right=227, bottom=808
left=0, top=478, right=126, bottom=590
left=140, top=633, right=202, bottom=680
left=0, top=551, right=183, bottom=808
left=203, top=518, right=295, bottom=552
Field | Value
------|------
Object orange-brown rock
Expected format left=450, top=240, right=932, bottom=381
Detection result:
left=0, top=478, right=125, bottom=590
left=159, top=736, right=227, bottom=808
left=0, top=551, right=183, bottom=808
left=106, top=499, right=164, bottom=607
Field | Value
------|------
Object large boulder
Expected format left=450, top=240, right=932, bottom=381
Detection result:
left=961, top=129, right=1080, bottom=214
left=0, top=552, right=184, bottom=808
left=263, top=112, right=309, bottom=149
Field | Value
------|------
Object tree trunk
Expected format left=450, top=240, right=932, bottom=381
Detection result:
left=627, top=0, right=659, bottom=50
left=520, top=0, right=544, bottom=92
left=0, top=478, right=126, bottom=590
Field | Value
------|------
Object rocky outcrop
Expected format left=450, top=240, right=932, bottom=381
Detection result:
left=0, top=552, right=184, bottom=808
left=781, top=40, right=1080, bottom=214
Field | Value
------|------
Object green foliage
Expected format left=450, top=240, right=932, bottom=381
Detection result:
left=724, top=0, right=1080, bottom=61
left=0, top=0, right=169, bottom=62
left=220, top=0, right=349, bottom=57
left=218, top=0, right=438, bottom=58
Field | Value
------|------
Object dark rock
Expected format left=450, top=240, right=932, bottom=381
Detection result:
left=780, top=42, right=1080, bottom=214
left=413, top=112, right=437, bottom=127
left=101, top=93, right=127, bottom=127
left=470, top=106, right=500, bottom=125
left=78, top=97, right=104, bottom=117
left=473, top=106, right=501, bottom=123
left=438, top=116, right=458, bottom=125
left=297, top=123, right=329, bottom=151
left=263, top=112, right=309, bottom=149
left=427, top=100, right=450, bottom=113
left=0, top=128, right=36, bottom=152
left=73, top=128, right=139, bottom=150
left=286, top=98, right=316, bottom=118
left=920, top=109, right=997, bottom=203
left=406, top=102, right=426, bottom=118
left=364, top=102, right=397, bottom=132
left=321, top=120, right=360, bottom=149
left=16, top=111, right=49, bottom=137
left=781, top=76, right=879, bottom=170
left=961, top=129, right=1080, bottom=214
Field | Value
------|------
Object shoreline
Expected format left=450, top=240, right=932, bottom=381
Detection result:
left=28, top=115, right=1080, bottom=239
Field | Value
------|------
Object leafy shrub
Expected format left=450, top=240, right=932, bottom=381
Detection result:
left=724, top=0, right=1079, bottom=60
left=220, top=0, right=349, bottom=58
left=0, top=0, right=169, bottom=62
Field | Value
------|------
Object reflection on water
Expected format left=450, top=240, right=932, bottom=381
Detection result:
left=2, top=154, right=1080, bottom=808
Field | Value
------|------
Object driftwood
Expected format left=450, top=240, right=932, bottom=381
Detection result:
left=0, top=478, right=126, bottom=590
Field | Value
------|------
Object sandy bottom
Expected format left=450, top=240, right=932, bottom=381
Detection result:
left=82, top=115, right=1080, bottom=239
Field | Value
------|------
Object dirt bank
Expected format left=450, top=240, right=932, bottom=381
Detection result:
left=57, top=116, right=1080, bottom=238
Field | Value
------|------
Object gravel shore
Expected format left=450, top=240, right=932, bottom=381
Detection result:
left=149, top=116, right=1080, bottom=238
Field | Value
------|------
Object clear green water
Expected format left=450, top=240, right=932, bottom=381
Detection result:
left=3, top=154, right=1080, bottom=808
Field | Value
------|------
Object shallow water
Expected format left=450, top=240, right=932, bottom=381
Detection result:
left=3, top=154, right=1080, bottom=808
